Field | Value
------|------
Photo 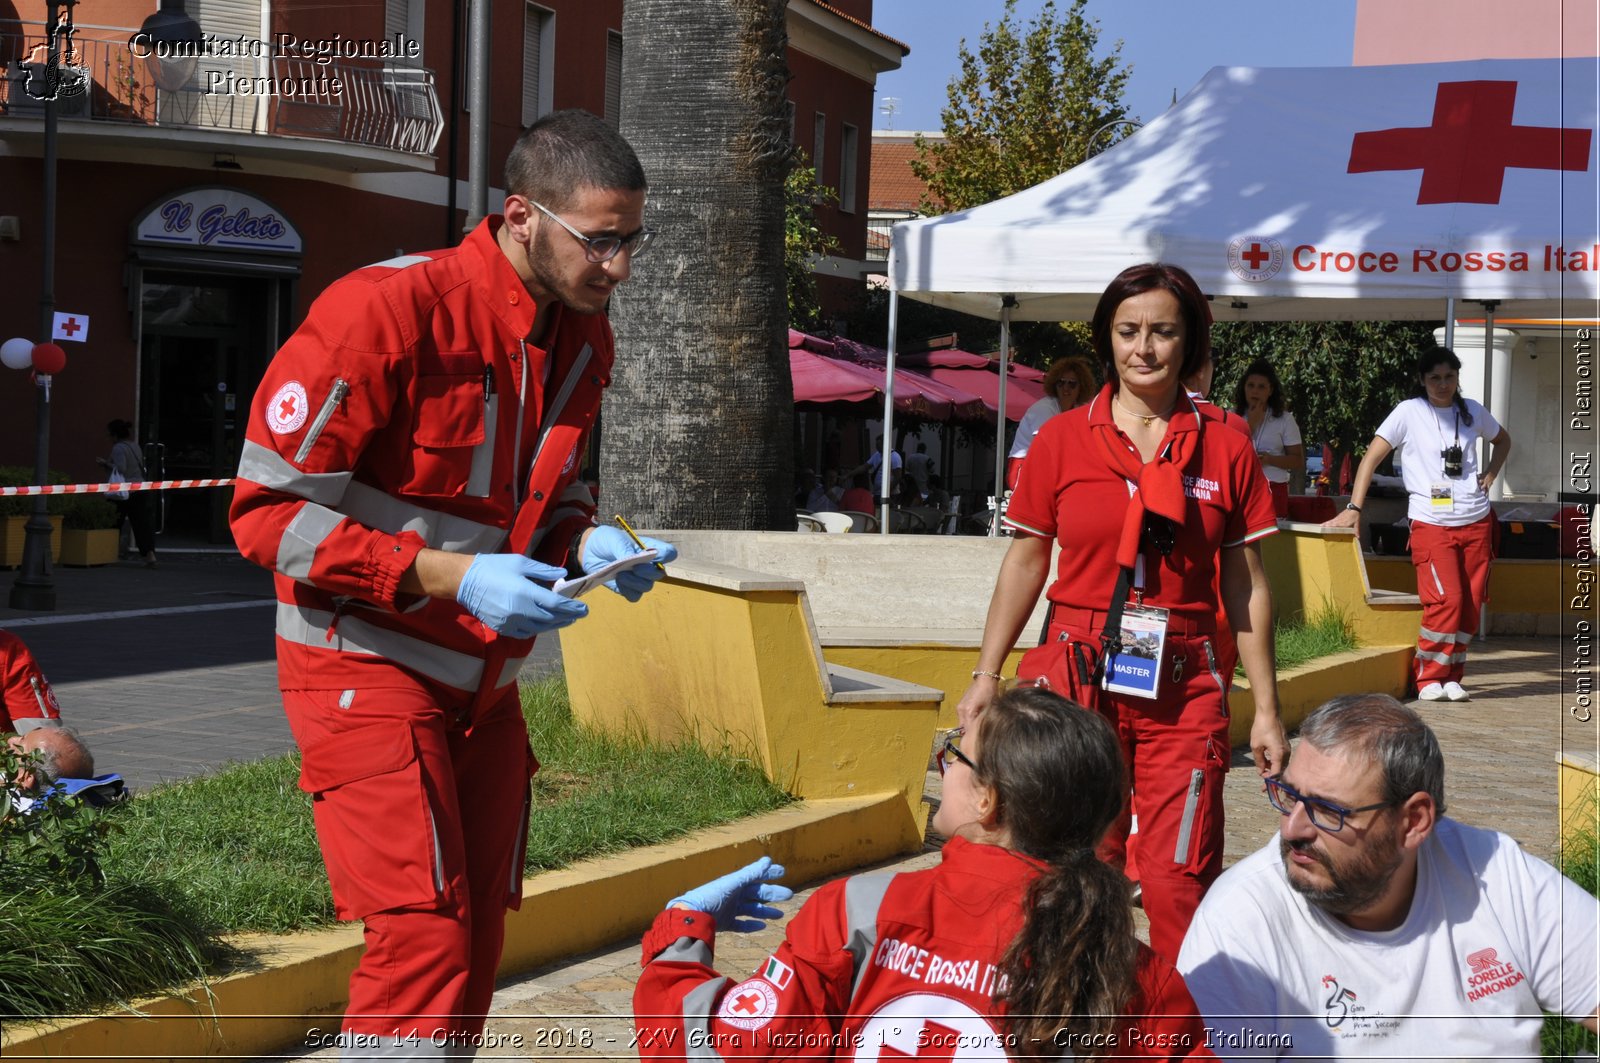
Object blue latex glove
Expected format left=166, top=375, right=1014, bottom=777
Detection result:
left=668, top=856, right=793, bottom=932
left=456, top=554, right=588, bottom=638
left=581, top=526, right=680, bottom=602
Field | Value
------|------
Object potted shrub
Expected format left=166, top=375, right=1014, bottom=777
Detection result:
left=0, top=466, right=67, bottom=568
left=60, top=495, right=122, bottom=567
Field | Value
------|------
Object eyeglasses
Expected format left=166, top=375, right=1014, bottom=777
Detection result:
left=528, top=199, right=657, bottom=263
left=1264, top=776, right=1392, bottom=833
left=934, top=727, right=977, bottom=777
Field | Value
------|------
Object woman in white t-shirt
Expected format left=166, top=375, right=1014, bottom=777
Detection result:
left=1233, top=359, right=1303, bottom=518
left=1324, top=347, right=1512, bottom=702
left=1006, top=355, right=1095, bottom=490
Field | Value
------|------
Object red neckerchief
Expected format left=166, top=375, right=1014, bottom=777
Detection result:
left=1087, top=385, right=1203, bottom=570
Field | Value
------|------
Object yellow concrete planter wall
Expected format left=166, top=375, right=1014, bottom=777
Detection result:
left=561, top=565, right=940, bottom=855
left=1367, top=554, right=1565, bottom=635
left=60, top=527, right=119, bottom=567
left=0, top=514, right=63, bottom=568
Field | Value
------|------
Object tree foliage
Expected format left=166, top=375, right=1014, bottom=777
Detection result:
left=785, top=151, right=841, bottom=333
left=1211, top=321, right=1441, bottom=483
left=880, top=0, right=1126, bottom=366
left=909, top=0, right=1134, bottom=215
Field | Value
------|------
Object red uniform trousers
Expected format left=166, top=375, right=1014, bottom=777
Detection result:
left=1017, top=612, right=1231, bottom=964
left=1267, top=480, right=1289, bottom=518
left=1408, top=515, right=1496, bottom=686
left=283, top=684, right=533, bottom=1052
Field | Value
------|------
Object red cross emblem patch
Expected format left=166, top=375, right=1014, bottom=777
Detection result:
left=266, top=381, right=309, bottom=436
left=1227, top=235, right=1285, bottom=282
left=716, top=977, right=778, bottom=1031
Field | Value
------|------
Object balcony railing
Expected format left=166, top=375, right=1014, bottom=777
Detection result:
left=0, top=26, right=443, bottom=156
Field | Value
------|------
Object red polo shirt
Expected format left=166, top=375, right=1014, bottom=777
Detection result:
left=1005, top=388, right=1278, bottom=626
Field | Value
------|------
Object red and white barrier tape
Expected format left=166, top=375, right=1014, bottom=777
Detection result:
left=0, top=479, right=236, bottom=496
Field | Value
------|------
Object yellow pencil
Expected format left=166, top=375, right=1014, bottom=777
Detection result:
left=613, top=513, right=668, bottom=573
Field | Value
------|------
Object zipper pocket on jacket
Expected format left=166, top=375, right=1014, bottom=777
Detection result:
left=294, top=378, right=350, bottom=464
left=29, top=675, right=50, bottom=717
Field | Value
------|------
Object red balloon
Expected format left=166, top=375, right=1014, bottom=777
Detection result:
left=31, top=343, right=66, bottom=375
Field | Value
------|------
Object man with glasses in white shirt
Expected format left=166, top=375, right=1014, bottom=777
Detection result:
left=1177, top=694, right=1598, bottom=1060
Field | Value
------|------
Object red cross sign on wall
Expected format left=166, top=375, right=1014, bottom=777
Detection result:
left=1347, top=80, right=1592, bottom=204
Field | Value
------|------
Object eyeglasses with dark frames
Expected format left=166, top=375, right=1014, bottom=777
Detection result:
left=934, top=727, right=977, bottom=778
left=528, top=199, right=657, bottom=263
left=1264, top=775, right=1393, bottom=833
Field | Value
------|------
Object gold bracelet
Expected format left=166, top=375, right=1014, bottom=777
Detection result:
left=971, top=669, right=1005, bottom=682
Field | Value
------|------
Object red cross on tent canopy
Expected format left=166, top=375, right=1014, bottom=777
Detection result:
left=1348, top=79, right=1592, bottom=204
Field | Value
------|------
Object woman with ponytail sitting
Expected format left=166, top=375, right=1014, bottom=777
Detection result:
left=632, top=686, right=1215, bottom=1060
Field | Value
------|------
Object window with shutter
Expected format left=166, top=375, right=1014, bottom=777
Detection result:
left=522, top=4, right=555, bottom=127
left=168, top=0, right=264, bottom=131
left=603, top=31, right=623, bottom=128
left=839, top=124, right=858, bottom=214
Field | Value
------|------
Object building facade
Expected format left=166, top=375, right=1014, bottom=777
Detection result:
left=0, top=0, right=901, bottom=539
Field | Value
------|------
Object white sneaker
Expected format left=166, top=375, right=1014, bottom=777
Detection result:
left=1418, top=682, right=1446, bottom=701
left=1442, top=681, right=1470, bottom=701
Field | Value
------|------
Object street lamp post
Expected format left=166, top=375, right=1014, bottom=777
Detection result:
left=9, top=0, right=77, bottom=611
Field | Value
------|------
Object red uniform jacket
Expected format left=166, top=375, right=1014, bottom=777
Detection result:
left=635, top=837, right=1215, bottom=1060
left=0, top=631, right=60, bottom=734
left=230, top=217, right=612, bottom=712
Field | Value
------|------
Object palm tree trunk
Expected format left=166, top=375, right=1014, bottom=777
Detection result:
left=604, top=0, right=794, bottom=529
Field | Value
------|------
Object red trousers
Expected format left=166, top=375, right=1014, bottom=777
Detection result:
left=283, top=684, right=534, bottom=1051
left=1016, top=616, right=1231, bottom=964
left=1408, top=516, right=1496, bottom=685
left=1268, top=479, right=1289, bottom=518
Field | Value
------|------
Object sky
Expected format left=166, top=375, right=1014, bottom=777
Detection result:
left=870, top=0, right=1358, bottom=133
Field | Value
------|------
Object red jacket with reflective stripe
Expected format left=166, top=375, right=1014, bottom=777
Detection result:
left=230, top=217, right=612, bottom=708
left=0, top=631, right=61, bottom=735
left=634, top=837, right=1216, bottom=1060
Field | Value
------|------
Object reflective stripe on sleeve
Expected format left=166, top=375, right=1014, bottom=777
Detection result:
left=340, top=481, right=509, bottom=554
left=238, top=440, right=353, bottom=505
left=278, top=504, right=346, bottom=581
left=530, top=344, right=593, bottom=470
left=843, top=871, right=896, bottom=1000
left=682, top=976, right=731, bottom=1062
left=276, top=603, right=486, bottom=692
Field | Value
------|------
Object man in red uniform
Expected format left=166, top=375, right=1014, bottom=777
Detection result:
left=230, top=109, right=676, bottom=1058
left=0, top=629, right=63, bottom=736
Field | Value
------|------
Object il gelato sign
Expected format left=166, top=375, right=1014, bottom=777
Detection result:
left=133, top=188, right=302, bottom=254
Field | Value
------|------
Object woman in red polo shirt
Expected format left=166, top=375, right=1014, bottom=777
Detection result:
left=954, top=262, right=1289, bottom=964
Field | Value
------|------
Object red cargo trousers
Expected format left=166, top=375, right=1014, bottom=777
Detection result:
left=1017, top=612, right=1232, bottom=964
left=283, top=685, right=534, bottom=1057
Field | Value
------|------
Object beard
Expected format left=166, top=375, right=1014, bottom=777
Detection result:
left=1279, top=827, right=1403, bottom=917
left=524, top=224, right=609, bottom=316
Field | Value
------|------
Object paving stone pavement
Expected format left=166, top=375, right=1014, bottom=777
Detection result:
left=255, top=635, right=1588, bottom=1063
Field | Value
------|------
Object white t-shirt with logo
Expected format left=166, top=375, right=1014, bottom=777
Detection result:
left=1176, top=818, right=1599, bottom=1062
left=1248, top=410, right=1302, bottom=484
left=1375, top=397, right=1502, bottom=527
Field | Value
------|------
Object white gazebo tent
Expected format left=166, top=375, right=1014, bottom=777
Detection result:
left=882, top=58, right=1599, bottom=529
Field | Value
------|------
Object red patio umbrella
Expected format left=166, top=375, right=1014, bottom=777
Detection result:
left=833, top=338, right=1024, bottom=422
left=789, top=348, right=949, bottom=419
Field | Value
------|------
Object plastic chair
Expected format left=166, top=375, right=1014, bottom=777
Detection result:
left=795, top=513, right=824, bottom=532
left=840, top=510, right=880, bottom=533
left=813, top=512, right=853, bottom=534
left=939, top=495, right=964, bottom=535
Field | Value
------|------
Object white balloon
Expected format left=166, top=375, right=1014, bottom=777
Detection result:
left=0, top=337, right=33, bottom=370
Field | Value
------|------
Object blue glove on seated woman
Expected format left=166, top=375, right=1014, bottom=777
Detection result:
left=669, top=856, right=793, bottom=932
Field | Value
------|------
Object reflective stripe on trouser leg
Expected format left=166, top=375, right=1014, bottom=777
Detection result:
left=1409, top=518, right=1492, bottom=685
left=1087, top=633, right=1230, bottom=966
left=447, top=691, right=537, bottom=1031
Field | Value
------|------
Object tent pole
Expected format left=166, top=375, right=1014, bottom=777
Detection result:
left=881, top=289, right=899, bottom=535
left=1481, top=300, right=1503, bottom=501
left=993, top=296, right=1016, bottom=537
left=1443, top=298, right=1456, bottom=349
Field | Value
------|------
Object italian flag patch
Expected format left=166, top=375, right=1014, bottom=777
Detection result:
left=760, top=955, right=793, bottom=990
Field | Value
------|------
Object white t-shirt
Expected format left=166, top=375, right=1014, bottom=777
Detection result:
left=1009, top=396, right=1061, bottom=458
left=1375, top=397, right=1502, bottom=527
left=1247, top=411, right=1303, bottom=484
left=1176, top=818, right=1599, bottom=1062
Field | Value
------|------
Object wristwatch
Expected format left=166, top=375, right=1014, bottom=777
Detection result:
left=1345, top=502, right=1362, bottom=513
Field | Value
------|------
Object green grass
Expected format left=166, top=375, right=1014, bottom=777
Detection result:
left=1239, top=600, right=1360, bottom=677
left=97, top=675, right=791, bottom=936
left=1541, top=792, right=1599, bottom=1060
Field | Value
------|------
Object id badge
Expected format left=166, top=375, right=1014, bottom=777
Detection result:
left=1429, top=483, right=1455, bottom=512
left=1102, top=605, right=1169, bottom=700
